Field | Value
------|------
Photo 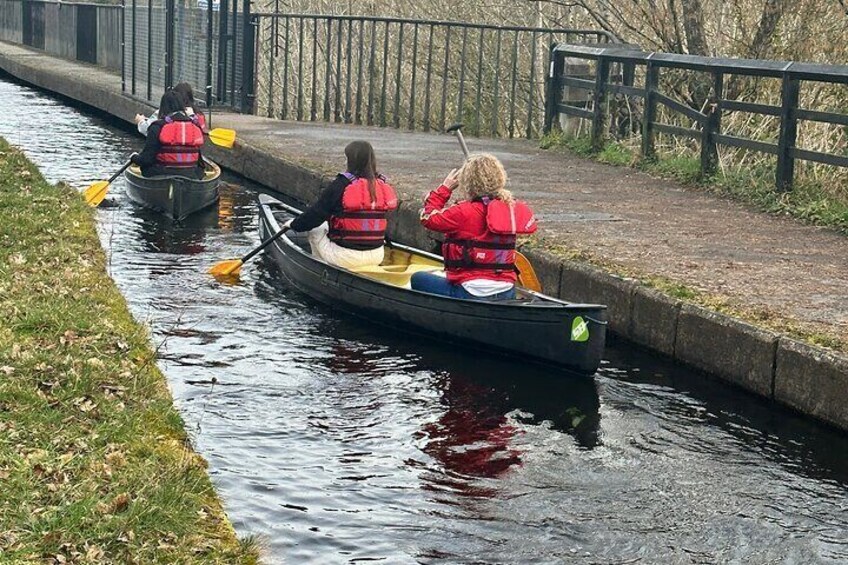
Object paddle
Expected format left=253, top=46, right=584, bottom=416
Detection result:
left=207, top=127, right=236, bottom=149
left=445, top=123, right=543, bottom=293
left=83, top=159, right=132, bottom=206
left=209, top=226, right=290, bottom=279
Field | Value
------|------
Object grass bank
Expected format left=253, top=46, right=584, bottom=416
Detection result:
left=0, top=138, right=258, bottom=563
left=540, top=132, right=848, bottom=235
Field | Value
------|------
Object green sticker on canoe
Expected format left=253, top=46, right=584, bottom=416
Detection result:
left=571, top=316, right=589, bottom=342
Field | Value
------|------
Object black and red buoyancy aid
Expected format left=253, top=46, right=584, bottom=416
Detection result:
left=328, top=172, right=398, bottom=248
left=443, top=197, right=537, bottom=273
left=155, top=115, right=204, bottom=168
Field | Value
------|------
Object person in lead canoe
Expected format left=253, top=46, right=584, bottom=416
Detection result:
left=130, top=90, right=206, bottom=180
left=134, top=82, right=207, bottom=136
left=412, top=153, right=537, bottom=300
left=283, top=141, right=398, bottom=269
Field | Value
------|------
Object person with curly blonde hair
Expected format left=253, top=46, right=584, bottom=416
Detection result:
left=412, top=153, right=537, bottom=300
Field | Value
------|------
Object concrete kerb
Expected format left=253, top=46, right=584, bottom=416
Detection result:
left=207, top=142, right=325, bottom=206
left=675, top=304, right=778, bottom=398
left=630, top=286, right=681, bottom=358
left=559, top=261, right=637, bottom=338
left=775, top=339, right=848, bottom=431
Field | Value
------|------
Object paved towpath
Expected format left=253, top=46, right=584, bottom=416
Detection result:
left=1, top=40, right=845, bottom=349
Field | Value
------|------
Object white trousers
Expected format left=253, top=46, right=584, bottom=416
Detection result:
left=305, top=222, right=384, bottom=270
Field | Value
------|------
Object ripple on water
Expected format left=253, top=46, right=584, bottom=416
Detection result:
left=1, top=76, right=846, bottom=563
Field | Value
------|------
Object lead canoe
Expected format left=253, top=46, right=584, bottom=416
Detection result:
left=124, top=160, right=221, bottom=220
left=257, top=194, right=608, bottom=375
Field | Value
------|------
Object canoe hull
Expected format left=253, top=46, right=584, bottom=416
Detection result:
left=258, top=196, right=607, bottom=375
left=124, top=161, right=221, bottom=220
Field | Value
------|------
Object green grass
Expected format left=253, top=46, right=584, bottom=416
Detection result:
left=540, top=132, right=848, bottom=234
left=0, top=139, right=259, bottom=564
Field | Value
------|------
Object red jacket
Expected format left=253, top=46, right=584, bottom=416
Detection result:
left=420, top=185, right=536, bottom=285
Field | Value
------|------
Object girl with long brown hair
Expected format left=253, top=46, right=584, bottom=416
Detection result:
left=285, top=141, right=398, bottom=269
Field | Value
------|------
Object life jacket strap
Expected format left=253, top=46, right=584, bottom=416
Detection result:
left=444, top=238, right=516, bottom=250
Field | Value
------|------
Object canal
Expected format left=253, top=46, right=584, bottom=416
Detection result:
left=2, top=74, right=846, bottom=563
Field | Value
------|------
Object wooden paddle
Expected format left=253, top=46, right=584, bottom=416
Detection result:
left=209, top=226, right=290, bottom=279
left=446, top=123, right=543, bottom=293
left=83, top=127, right=237, bottom=207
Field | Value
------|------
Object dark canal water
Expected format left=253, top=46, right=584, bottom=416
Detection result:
left=2, top=74, right=847, bottom=564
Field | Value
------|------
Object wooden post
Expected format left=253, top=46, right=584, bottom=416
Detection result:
left=543, top=43, right=564, bottom=135
left=591, top=56, right=610, bottom=152
left=641, top=60, right=658, bottom=160
left=776, top=73, right=800, bottom=192
left=240, top=6, right=256, bottom=114
left=700, top=71, right=723, bottom=178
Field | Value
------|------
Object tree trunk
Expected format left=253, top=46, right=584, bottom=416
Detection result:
left=679, top=0, right=709, bottom=56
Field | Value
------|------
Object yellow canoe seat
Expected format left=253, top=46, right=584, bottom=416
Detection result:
left=350, top=263, right=441, bottom=287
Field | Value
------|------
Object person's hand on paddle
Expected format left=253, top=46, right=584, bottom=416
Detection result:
left=442, top=168, right=460, bottom=191
left=282, top=218, right=294, bottom=230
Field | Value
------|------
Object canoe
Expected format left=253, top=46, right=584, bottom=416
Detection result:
left=124, top=160, right=221, bottom=220
left=258, top=194, right=608, bottom=375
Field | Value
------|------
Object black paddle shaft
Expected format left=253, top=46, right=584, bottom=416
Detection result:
left=108, top=160, right=133, bottom=183
left=239, top=199, right=305, bottom=263
left=241, top=226, right=290, bottom=263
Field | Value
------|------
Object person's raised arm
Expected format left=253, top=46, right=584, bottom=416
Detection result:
left=420, top=169, right=465, bottom=232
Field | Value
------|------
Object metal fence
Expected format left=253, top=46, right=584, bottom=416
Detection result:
left=252, top=13, right=616, bottom=139
left=123, top=0, right=249, bottom=109
left=0, top=0, right=121, bottom=70
left=545, top=44, right=848, bottom=191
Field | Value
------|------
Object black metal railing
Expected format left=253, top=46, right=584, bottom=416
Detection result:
left=251, top=13, right=616, bottom=138
left=544, top=44, right=848, bottom=191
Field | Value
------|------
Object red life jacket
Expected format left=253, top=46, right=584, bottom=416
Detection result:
left=155, top=115, right=204, bottom=167
left=328, top=173, right=398, bottom=248
left=443, top=197, right=537, bottom=275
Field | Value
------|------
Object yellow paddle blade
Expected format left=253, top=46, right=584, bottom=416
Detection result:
left=83, top=180, right=110, bottom=206
left=208, top=259, right=243, bottom=278
left=515, top=252, right=542, bottom=293
left=207, top=128, right=236, bottom=148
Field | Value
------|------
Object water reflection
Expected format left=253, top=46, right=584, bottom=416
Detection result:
left=256, top=265, right=602, bottom=481
left=128, top=181, right=256, bottom=255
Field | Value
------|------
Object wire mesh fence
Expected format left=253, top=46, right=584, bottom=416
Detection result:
left=123, top=0, right=246, bottom=109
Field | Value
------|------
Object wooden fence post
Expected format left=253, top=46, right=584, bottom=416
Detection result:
left=543, top=43, right=564, bottom=135
left=700, top=71, right=723, bottom=178
left=776, top=72, right=800, bottom=191
left=591, top=56, right=609, bottom=152
left=641, top=60, right=658, bottom=160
